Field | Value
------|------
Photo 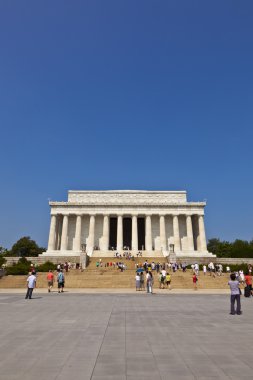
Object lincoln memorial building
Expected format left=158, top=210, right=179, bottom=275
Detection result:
left=43, top=190, right=213, bottom=258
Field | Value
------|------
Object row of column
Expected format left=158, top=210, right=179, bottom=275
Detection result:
left=48, top=214, right=207, bottom=252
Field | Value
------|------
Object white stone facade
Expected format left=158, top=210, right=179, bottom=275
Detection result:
left=43, top=190, right=213, bottom=258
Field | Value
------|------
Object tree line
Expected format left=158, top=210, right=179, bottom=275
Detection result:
left=207, top=238, right=253, bottom=258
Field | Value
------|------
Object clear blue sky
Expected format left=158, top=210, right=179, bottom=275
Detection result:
left=0, top=0, right=253, bottom=249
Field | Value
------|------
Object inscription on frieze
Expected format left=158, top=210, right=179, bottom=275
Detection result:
left=68, top=191, right=187, bottom=205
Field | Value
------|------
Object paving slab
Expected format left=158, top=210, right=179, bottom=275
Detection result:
left=0, top=293, right=252, bottom=380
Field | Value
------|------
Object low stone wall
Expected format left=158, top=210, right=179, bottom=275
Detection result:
left=4, top=256, right=80, bottom=266
left=3, top=256, right=253, bottom=266
left=170, top=257, right=253, bottom=265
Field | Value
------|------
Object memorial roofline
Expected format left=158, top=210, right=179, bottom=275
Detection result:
left=49, top=202, right=206, bottom=206
left=68, top=190, right=187, bottom=194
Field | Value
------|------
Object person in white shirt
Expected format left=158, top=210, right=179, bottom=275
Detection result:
left=203, top=265, right=207, bottom=275
left=146, top=271, right=153, bottom=293
left=161, top=269, right=166, bottom=277
left=25, top=273, right=36, bottom=299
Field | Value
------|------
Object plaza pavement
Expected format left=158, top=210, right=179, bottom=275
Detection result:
left=0, top=292, right=252, bottom=380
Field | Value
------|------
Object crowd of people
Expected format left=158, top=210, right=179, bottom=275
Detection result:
left=24, top=258, right=253, bottom=307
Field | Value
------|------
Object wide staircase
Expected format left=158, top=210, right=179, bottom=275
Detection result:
left=0, top=257, right=230, bottom=289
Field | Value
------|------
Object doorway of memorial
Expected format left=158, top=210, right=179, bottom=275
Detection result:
left=138, top=217, right=145, bottom=250
left=123, top=218, right=132, bottom=249
left=109, top=217, right=117, bottom=250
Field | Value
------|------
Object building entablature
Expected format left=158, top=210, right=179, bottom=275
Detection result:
left=49, top=204, right=205, bottom=217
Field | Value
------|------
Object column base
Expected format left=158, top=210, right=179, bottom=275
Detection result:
left=41, top=250, right=82, bottom=257
left=174, top=250, right=216, bottom=258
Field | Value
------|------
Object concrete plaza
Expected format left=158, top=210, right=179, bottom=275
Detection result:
left=0, top=292, right=252, bottom=380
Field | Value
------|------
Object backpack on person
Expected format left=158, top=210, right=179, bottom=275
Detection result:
left=57, top=272, right=64, bottom=283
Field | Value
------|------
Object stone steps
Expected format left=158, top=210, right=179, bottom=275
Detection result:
left=0, top=270, right=230, bottom=289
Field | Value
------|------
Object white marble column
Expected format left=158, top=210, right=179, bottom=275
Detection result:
left=145, top=215, right=152, bottom=251
left=186, top=215, right=194, bottom=251
left=88, top=215, right=96, bottom=250
left=173, top=215, right=180, bottom=251
left=103, top=215, right=109, bottom=251
left=74, top=215, right=82, bottom=251
left=48, top=214, right=57, bottom=250
left=132, top=215, right=138, bottom=252
left=117, top=215, right=123, bottom=251
left=61, top=215, right=69, bottom=251
left=160, top=215, right=167, bottom=251
left=198, top=215, right=207, bottom=251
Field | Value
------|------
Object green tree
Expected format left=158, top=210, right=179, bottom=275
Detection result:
left=9, top=236, right=46, bottom=257
left=0, top=246, right=8, bottom=255
left=230, top=239, right=253, bottom=258
left=207, top=238, right=232, bottom=257
left=208, top=238, right=253, bottom=258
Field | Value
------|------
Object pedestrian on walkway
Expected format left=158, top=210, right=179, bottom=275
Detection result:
left=228, top=273, right=242, bottom=315
left=25, top=272, right=36, bottom=299
left=57, top=269, right=65, bottom=293
left=47, top=270, right=54, bottom=292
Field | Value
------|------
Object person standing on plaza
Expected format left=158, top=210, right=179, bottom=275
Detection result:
left=166, top=272, right=171, bottom=290
left=57, top=269, right=65, bottom=293
left=228, top=273, right=242, bottom=315
left=140, top=271, right=144, bottom=291
left=135, top=273, right=141, bottom=291
left=244, top=271, right=252, bottom=297
left=47, top=270, right=54, bottom=292
left=25, top=272, right=36, bottom=299
left=146, top=271, right=153, bottom=294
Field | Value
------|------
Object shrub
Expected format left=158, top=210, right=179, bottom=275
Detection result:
left=37, top=261, right=56, bottom=272
left=0, top=256, right=6, bottom=267
left=5, top=257, right=31, bottom=275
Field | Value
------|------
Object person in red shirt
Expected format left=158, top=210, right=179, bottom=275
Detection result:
left=193, top=273, right=198, bottom=290
left=244, top=272, right=252, bottom=296
left=47, top=270, right=54, bottom=293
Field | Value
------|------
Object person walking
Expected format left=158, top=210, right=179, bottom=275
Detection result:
left=228, top=273, right=242, bottom=315
left=57, top=269, right=65, bottom=293
left=47, top=270, right=54, bottom=292
left=193, top=273, right=198, bottom=290
left=25, top=272, right=36, bottom=299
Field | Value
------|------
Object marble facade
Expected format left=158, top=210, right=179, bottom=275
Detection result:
left=43, top=190, right=213, bottom=257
